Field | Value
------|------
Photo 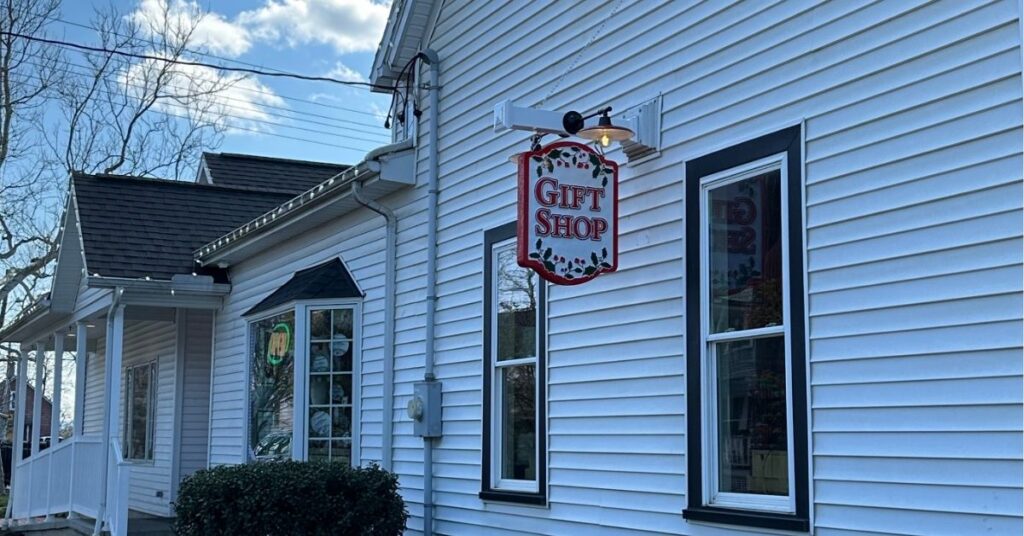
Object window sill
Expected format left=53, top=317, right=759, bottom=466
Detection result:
left=479, top=489, right=547, bottom=506
left=683, top=506, right=808, bottom=533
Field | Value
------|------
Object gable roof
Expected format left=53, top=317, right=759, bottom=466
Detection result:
left=200, top=152, right=351, bottom=195
left=244, top=258, right=363, bottom=317
left=73, top=173, right=294, bottom=282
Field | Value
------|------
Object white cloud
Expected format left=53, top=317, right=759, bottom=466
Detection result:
left=238, top=0, right=391, bottom=54
left=323, top=62, right=367, bottom=83
left=130, top=0, right=252, bottom=57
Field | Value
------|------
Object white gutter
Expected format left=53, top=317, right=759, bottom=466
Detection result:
left=351, top=183, right=397, bottom=471
left=93, top=286, right=124, bottom=536
left=420, top=47, right=440, bottom=536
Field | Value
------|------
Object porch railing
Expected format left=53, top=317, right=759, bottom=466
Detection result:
left=105, top=440, right=130, bottom=536
left=10, top=435, right=109, bottom=524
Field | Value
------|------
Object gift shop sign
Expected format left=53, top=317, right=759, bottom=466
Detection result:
left=517, top=141, right=618, bottom=285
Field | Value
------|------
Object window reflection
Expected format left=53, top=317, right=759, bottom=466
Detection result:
left=496, top=248, right=536, bottom=361
left=501, top=364, right=536, bottom=481
left=249, top=311, right=295, bottom=460
left=708, top=170, right=783, bottom=333
left=716, top=336, right=788, bottom=496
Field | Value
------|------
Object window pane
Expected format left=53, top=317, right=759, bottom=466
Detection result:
left=500, top=364, right=536, bottom=481
left=332, top=340, right=352, bottom=372
left=249, top=311, right=295, bottom=460
left=708, top=170, right=783, bottom=333
left=310, top=310, right=330, bottom=339
left=127, top=364, right=152, bottom=460
left=308, top=307, right=355, bottom=466
left=310, top=376, right=329, bottom=405
left=332, top=309, right=353, bottom=339
left=716, top=336, right=788, bottom=496
left=496, top=247, right=537, bottom=361
left=310, top=343, right=331, bottom=373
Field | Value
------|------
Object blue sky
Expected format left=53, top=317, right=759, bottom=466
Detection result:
left=58, top=0, right=393, bottom=168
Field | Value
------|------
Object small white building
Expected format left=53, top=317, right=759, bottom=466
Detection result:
left=4, top=1, right=1024, bottom=535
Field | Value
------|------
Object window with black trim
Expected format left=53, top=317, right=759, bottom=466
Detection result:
left=481, top=222, right=547, bottom=505
left=683, top=126, right=809, bottom=532
left=124, top=362, right=156, bottom=461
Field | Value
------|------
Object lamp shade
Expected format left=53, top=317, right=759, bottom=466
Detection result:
left=577, top=113, right=634, bottom=147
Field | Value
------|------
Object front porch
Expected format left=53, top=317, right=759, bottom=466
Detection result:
left=2, top=282, right=221, bottom=535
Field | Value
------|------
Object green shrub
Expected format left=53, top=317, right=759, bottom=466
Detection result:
left=173, top=461, right=407, bottom=536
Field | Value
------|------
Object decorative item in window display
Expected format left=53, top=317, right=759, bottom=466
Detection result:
left=311, top=409, right=331, bottom=437
left=311, top=343, right=330, bottom=373
left=266, top=322, right=292, bottom=366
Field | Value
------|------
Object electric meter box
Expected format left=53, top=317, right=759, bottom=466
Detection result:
left=412, top=380, right=442, bottom=438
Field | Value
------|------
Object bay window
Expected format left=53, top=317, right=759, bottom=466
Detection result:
left=481, top=222, right=547, bottom=504
left=246, top=258, right=363, bottom=465
left=684, top=126, right=809, bottom=532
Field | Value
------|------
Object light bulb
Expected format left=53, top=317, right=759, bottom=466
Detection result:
left=600, top=133, right=610, bottom=147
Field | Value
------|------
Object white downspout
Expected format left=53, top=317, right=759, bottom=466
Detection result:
left=352, top=182, right=397, bottom=471
left=94, top=287, right=124, bottom=536
left=419, top=47, right=440, bottom=536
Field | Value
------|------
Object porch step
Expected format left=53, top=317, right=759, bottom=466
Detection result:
left=5, top=515, right=173, bottom=536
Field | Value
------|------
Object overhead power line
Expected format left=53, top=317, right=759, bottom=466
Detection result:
left=2, top=31, right=392, bottom=89
left=46, top=16, right=386, bottom=119
left=22, top=57, right=388, bottom=144
left=34, top=57, right=388, bottom=137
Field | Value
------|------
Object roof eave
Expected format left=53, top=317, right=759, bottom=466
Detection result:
left=196, top=140, right=416, bottom=267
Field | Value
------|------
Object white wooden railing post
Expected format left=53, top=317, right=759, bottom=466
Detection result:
left=44, top=333, right=63, bottom=521
left=31, top=342, right=43, bottom=457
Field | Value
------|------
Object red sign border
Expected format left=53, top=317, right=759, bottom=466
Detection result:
left=516, top=140, right=619, bottom=286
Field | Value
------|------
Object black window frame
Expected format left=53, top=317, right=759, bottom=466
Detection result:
left=682, top=125, right=809, bottom=532
left=480, top=221, right=548, bottom=505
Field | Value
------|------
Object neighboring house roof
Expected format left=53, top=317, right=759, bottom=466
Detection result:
left=199, top=152, right=350, bottom=195
left=73, top=173, right=294, bottom=282
left=244, top=258, right=363, bottom=317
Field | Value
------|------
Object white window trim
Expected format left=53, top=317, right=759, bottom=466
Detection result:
left=243, top=299, right=362, bottom=467
left=123, top=361, right=157, bottom=462
left=698, top=152, right=797, bottom=514
left=489, top=238, right=540, bottom=494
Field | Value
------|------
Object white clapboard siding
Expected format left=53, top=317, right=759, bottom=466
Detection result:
left=177, top=310, right=213, bottom=480
left=81, top=335, right=105, bottom=437
left=206, top=180, right=427, bottom=496
left=406, top=0, right=1024, bottom=535
left=200, top=1, right=1023, bottom=535
left=117, top=319, right=177, bottom=517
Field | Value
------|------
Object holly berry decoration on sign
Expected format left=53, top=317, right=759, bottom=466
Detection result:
left=517, top=141, right=618, bottom=285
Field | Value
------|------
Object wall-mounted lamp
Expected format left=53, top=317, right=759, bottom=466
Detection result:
left=562, top=106, right=634, bottom=147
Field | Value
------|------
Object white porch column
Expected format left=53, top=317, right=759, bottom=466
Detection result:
left=73, top=322, right=88, bottom=436
left=103, top=306, right=125, bottom=452
left=96, top=304, right=124, bottom=536
left=12, top=348, right=28, bottom=463
left=51, top=334, right=63, bottom=445
left=31, top=343, right=44, bottom=456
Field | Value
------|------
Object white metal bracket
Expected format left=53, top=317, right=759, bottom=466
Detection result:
left=492, top=100, right=569, bottom=135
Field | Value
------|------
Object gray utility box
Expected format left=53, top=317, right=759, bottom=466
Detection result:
left=410, top=380, right=442, bottom=438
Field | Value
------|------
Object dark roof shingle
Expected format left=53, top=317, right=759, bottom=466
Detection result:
left=73, top=173, right=294, bottom=282
left=244, top=258, right=363, bottom=316
left=202, top=152, right=350, bottom=195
